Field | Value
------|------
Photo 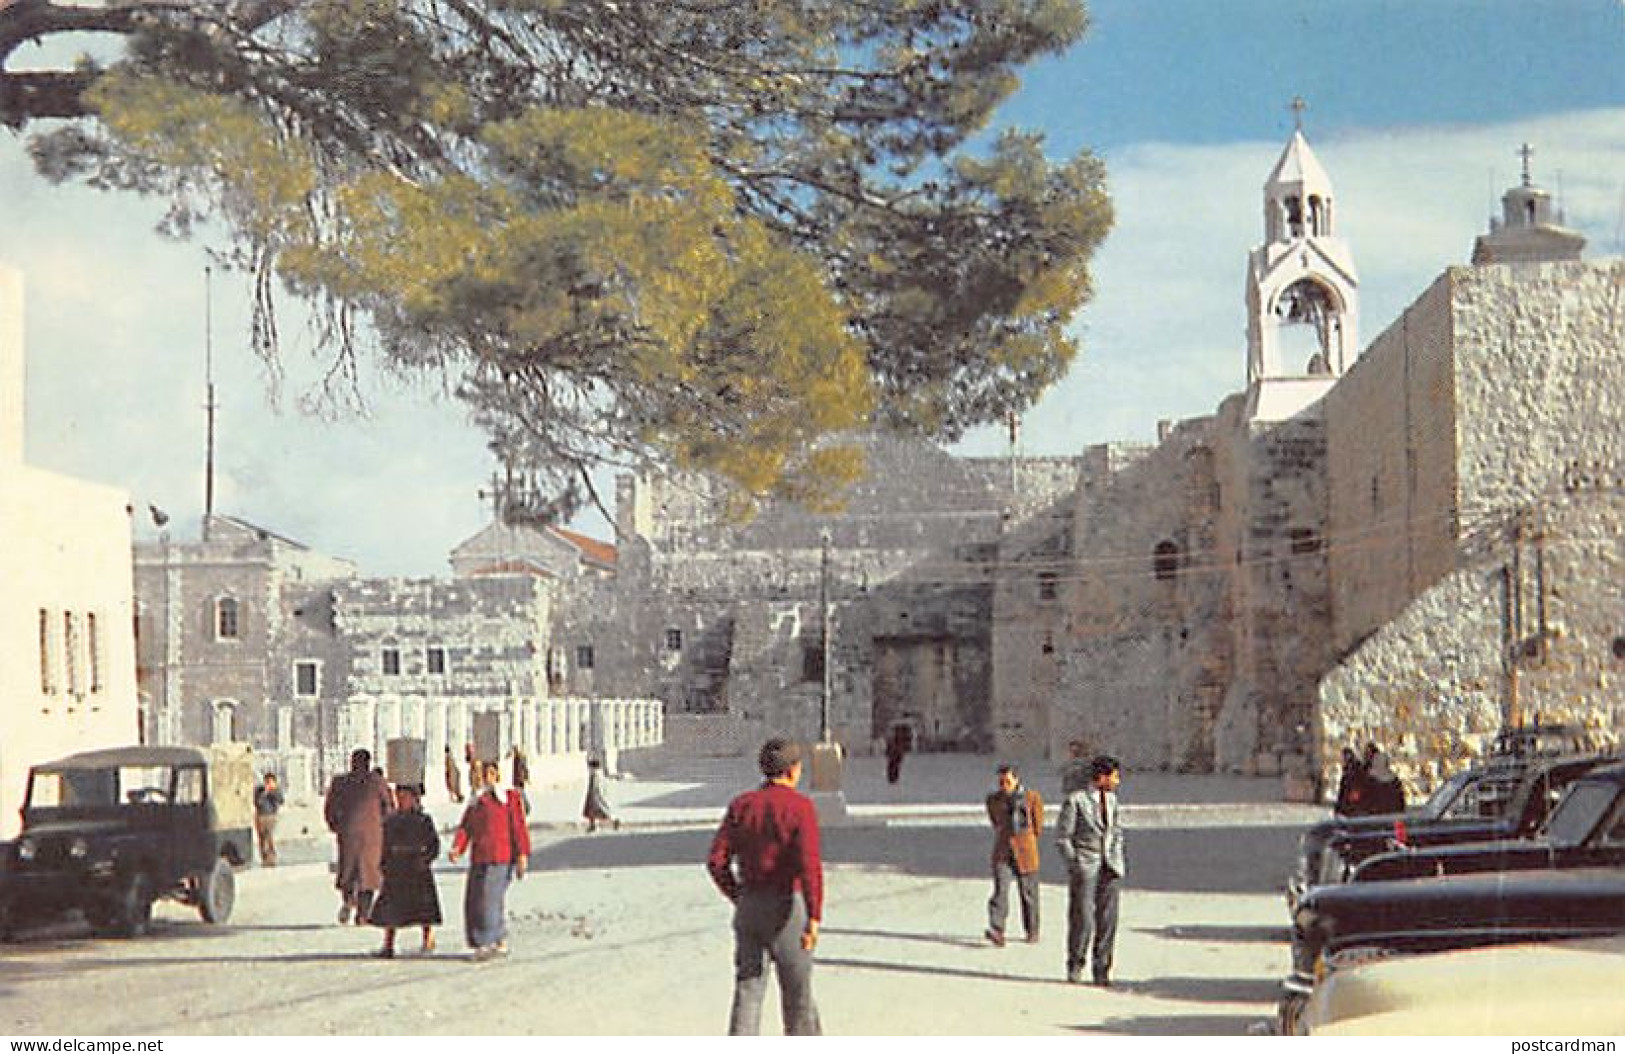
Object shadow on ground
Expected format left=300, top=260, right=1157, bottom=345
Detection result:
left=1063, top=1013, right=1263, bottom=1036
left=530, top=822, right=1301, bottom=895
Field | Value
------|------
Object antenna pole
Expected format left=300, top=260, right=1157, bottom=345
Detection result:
left=203, top=265, right=217, bottom=540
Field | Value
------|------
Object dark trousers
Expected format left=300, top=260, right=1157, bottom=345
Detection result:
left=728, top=889, right=821, bottom=1036
left=253, top=813, right=278, bottom=866
left=988, top=852, right=1039, bottom=937
left=1065, top=864, right=1120, bottom=979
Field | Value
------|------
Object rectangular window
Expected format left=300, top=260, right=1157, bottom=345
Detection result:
left=1289, top=528, right=1323, bottom=555
left=87, top=612, right=104, bottom=693
left=1037, top=571, right=1058, bottom=601
left=382, top=647, right=401, bottom=676
left=426, top=647, right=446, bottom=675
left=64, top=611, right=82, bottom=696
left=801, top=641, right=825, bottom=682
left=39, top=608, right=58, bottom=695
left=575, top=645, right=595, bottom=670
left=665, top=628, right=683, bottom=652
left=216, top=597, right=240, bottom=640
left=294, top=661, right=319, bottom=697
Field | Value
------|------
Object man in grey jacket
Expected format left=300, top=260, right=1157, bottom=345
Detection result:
left=1055, top=754, right=1125, bottom=986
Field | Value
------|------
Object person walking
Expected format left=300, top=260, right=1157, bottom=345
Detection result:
left=706, top=738, right=823, bottom=1036
left=1056, top=754, right=1126, bottom=986
left=984, top=763, right=1043, bottom=946
left=1333, top=746, right=1368, bottom=817
left=444, top=745, right=464, bottom=804
left=252, top=771, right=283, bottom=867
left=324, top=748, right=394, bottom=925
left=582, top=756, right=618, bottom=832
left=884, top=727, right=909, bottom=785
left=370, top=783, right=442, bottom=958
left=511, top=746, right=531, bottom=815
left=1363, top=748, right=1407, bottom=815
left=449, top=759, right=530, bottom=962
left=465, top=742, right=486, bottom=797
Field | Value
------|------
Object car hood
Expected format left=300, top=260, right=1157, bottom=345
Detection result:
left=1303, top=867, right=1625, bottom=954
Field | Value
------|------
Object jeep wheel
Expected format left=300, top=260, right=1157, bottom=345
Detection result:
left=197, top=857, right=235, bottom=924
left=96, top=872, right=154, bottom=938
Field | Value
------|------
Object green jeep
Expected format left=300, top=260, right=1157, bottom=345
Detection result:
left=1, top=745, right=253, bottom=938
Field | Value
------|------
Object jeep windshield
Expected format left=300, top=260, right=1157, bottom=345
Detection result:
left=28, top=765, right=187, bottom=810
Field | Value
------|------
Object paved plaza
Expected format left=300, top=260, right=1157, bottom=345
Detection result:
left=0, top=754, right=1321, bottom=1035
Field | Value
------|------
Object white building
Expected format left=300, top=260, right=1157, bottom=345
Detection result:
left=0, top=263, right=140, bottom=838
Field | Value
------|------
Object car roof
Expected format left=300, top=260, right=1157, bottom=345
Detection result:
left=33, top=746, right=208, bottom=771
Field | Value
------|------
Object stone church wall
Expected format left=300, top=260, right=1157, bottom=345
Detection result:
left=1320, top=260, right=1625, bottom=794
left=1324, top=272, right=1460, bottom=657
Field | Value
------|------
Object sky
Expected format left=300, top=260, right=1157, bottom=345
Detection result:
left=5, top=0, right=1624, bottom=577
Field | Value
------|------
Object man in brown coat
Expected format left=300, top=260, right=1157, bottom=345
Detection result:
left=985, top=763, right=1043, bottom=946
left=324, top=748, right=394, bottom=925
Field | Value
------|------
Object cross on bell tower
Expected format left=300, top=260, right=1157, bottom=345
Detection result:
left=1244, top=102, right=1361, bottom=402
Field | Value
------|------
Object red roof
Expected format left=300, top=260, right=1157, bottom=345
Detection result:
left=547, top=526, right=617, bottom=569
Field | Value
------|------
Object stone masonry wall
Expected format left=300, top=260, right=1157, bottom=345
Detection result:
left=1320, top=259, right=1625, bottom=796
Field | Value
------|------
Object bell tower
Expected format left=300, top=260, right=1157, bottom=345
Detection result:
left=1245, top=101, right=1359, bottom=398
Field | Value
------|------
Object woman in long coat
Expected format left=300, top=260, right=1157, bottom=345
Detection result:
left=582, top=756, right=617, bottom=832
left=370, top=783, right=442, bottom=957
left=323, top=748, right=394, bottom=925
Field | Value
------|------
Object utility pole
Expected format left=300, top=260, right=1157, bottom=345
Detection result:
left=819, top=527, right=833, bottom=743
left=202, top=265, right=217, bottom=541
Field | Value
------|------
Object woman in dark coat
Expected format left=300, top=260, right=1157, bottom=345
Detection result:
left=1333, top=746, right=1368, bottom=817
left=370, top=783, right=442, bottom=957
left=582, top=756, right=617, bottom=832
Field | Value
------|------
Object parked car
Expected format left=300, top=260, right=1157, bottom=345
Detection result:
left=0, top=745, right=253, bottom=938
left=1302, top=752, right=1613, bottom=895
left=1280, top=852, right=1625, bottom=1036
left=1299, top=933, right=1625, bottom=1035
left=1350, top=759, right=1625, bottom=884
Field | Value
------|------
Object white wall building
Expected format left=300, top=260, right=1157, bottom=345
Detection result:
left=0, top=263, right=140, bottom=838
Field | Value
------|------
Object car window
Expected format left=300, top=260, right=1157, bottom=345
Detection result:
left=173, top=768, right=205, bottom=805
left=1420, top=772, right=1473, bottom=820
left=1594, top=800, right=1625, bottom=847
left=1437, top=774, right=1517, bottom=820
left=1544, top=782, right=1617, bottom=847
left=119, top=764, right=174, bottom=805
left=28, top=770, right=117, bottom=808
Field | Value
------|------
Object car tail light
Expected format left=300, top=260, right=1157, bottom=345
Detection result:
left=1393, top=819, right=1408, bottom=846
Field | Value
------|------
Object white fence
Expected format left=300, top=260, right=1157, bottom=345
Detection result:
left=262, top=695, right=663, bottom=802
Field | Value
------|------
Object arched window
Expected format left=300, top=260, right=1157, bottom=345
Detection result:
left=1153, top=541, right=1181, bottom=581
left=212, top=700, right=238, bottom=744
left=215, top=596, right=240, bottom=640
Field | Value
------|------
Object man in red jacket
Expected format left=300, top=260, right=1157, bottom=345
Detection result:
left=449, top=759, right=530, bottom=962
left=707, top=738, right=823, bottom=1036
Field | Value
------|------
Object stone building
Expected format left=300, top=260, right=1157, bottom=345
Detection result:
left=577, top=129, right=1620, bottom=804
left=992, top=128, right=1356, bottom=783
left=560, top=435, right=1079, bottom=753
left=135, top=514, right=659, bottom=797
left=0, top=261, right=141, bottom=837
left=1317, top=257, right=1624, bottom=792
left=133, top=514, right=358, bottom=793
